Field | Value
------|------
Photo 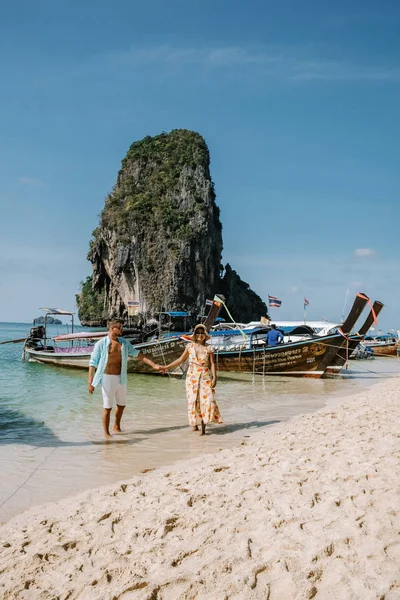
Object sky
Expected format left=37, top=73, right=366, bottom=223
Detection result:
left=0, top=0, right=399, bottom=331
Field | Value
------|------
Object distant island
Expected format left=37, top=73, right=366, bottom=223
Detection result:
left=33, top=316, right=62, bottom=325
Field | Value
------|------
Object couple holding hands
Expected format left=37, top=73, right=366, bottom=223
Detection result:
left=88, top=321, right=223, bottom=438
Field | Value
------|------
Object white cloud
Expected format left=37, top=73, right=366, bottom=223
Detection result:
left=19, top=176, right=47, bottom=188
left=73, top=44, right=400, bottom=85
left=354, top=248, right=375, bottom=257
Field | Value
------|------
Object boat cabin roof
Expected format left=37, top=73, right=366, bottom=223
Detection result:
left=39, top=308, right=74, bottom=316
left=54, top=331, right=107, bottom=342
left=158, top=311, right=191, bottom=317
left=210, top=327, right=269, bottom=337
left=279, top=325, right=316, bottom=335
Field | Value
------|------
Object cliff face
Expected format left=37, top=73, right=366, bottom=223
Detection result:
left=221, top=264, right=268, bottom=324
left=77, top=130, right=268, bottom=324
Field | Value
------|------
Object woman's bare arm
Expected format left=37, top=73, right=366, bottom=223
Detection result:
left=209, top=350, right=217, bottom=388
left=163, top=347, right=189, bottom=371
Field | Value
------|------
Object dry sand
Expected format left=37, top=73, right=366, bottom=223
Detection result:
left=0, top=376, right=399, bottom=600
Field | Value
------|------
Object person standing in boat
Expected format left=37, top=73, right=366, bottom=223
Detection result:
left=161, top=324, right=223, bottom=436
left=265, top=324, right=284, bottom=346
left=88, top=319, right=162, bottom=438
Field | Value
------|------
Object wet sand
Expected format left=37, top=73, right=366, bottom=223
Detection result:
left=1, top=358, right=400, bottom=523
left=0, top=372, right=399, bottom=599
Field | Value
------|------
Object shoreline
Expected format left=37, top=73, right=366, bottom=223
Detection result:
left=1, top=374, right=399, bottom=599
left=1, top=363, right=395, bottom=524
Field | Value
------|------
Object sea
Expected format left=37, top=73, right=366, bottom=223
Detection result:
left=1, top=321, right=400, bottom=523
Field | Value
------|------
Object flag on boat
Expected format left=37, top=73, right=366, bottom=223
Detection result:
left=304, top=297, right=310, bottom=308
left=268, top=295, right=282, bottom=308
left=205, top=299, right=213, bottom=307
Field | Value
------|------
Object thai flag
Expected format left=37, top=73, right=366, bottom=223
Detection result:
left=304, top=297, right=309, bottom=307
left=268, top=295, right=282, bottom=308
left=205, top=299, right=213, bottom=307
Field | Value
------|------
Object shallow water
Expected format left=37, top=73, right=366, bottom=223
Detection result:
left=1, top=322, right=400, bottom=522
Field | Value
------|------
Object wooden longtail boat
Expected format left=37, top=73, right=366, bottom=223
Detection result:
left=325, top=300, right=384, bottom=375
left=21, top=298, right=226, bottom=375
left=25, top=334, right=187, bottom=375
left=361, top=335, right=399, bottom=357
left=208, top=293, right=370, bottom=378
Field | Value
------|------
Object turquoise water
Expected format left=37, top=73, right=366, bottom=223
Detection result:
left=1, top=321, right=400, bottom=522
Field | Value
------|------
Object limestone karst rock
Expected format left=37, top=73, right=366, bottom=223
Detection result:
left=77, top=129, right=268, bottom=325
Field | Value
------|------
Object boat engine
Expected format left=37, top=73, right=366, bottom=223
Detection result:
left=25, top=325, right=45, bottom=349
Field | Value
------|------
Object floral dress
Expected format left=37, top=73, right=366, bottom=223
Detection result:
left=185, top=343, right=223, bottom=426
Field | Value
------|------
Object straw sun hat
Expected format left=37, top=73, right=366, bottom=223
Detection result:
left=190, top=324, right=211, bottom=340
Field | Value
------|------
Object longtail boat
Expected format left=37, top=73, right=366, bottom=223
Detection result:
left=20, top=309, right=186, bottom=375
left=20, top=297, right=226, bottom=375
left=360, top=334, right=399, bottom=356
left=25, top=332, right=187, bottom=375
left=204, top=293, right=371, bottom=378
left=325, top=300, right=384, bottom=374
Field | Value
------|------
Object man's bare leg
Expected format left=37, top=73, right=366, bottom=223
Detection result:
left=200, top=420, right=206, bottom=436
left=102, top=408, right=113, bottom=438
left=113, top=404, right=125, bottom=432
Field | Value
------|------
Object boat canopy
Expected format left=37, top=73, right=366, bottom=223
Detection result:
left=39, top=308, right=74, bottom=315
left=210, top=327, right=269, bottom=337
left=246, top=320, right=338, bottom=331
left=54, top=331, right=107, bottom=342
left=163, top=311, right=191, bottom=317
left=278, top=325, right=315, bottom=336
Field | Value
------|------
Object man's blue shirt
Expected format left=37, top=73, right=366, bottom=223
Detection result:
left=265, top=329, right=283, bottom=346
left=89, top=336, right=139, bottom=387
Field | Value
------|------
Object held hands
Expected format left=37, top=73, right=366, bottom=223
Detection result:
left=153, top=363, right=167, bottom=374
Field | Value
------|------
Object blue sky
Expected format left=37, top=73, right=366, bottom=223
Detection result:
left=0, top=0, right=399, bottom=331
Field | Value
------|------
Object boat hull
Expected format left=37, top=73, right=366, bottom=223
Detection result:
left=324, top=336, right=363, bottom=375
left=25, top=337, right=187, bottom=375
left=213, top=334, right=344, bottom=378
left=25, top=349, right=91, bottom=369
left=364, top=343, right=398, bottom=357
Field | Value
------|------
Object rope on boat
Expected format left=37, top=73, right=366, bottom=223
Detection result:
left=263, top=347, right=266, bottom=378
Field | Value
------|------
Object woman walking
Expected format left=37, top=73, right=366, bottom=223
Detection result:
left=162, top=324, right=223, bottom=435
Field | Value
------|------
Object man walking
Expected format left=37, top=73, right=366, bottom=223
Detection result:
left=88, top=319, right=161, bottom=438
left=265, top=324, right=284, bottom=347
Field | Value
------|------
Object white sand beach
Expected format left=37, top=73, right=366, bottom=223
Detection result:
left=1, top=375, right=399, bottom=600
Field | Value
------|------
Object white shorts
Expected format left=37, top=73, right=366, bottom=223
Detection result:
left=101, top=374, right=127, bottom=409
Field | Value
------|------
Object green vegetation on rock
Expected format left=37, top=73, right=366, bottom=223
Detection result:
left=96, top=129, right=219, bottom=245
left=76, top=276, right=107, bottom=324
left=79, top=129, right=268, bottom=324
